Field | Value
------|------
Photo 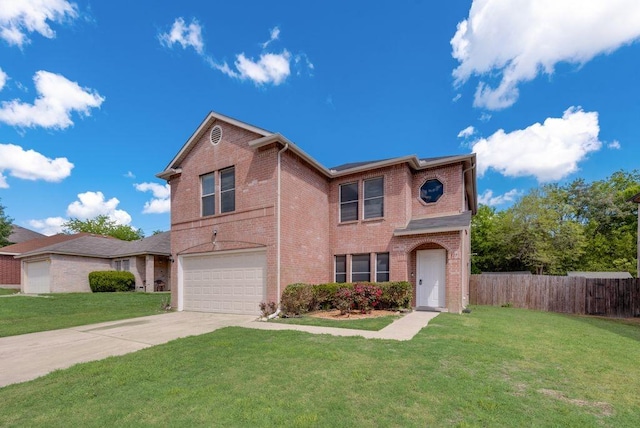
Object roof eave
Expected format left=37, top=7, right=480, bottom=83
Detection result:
left=249, top=134, right=334, bottom=177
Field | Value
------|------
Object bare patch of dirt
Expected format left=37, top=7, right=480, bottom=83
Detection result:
left=307, top=309, right=402, bottom=320
left=538, top=389, right=613, bottom=417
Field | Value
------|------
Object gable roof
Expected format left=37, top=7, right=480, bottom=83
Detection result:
left=14, top=232, right=171, bottom=259
left=628, top=192, right=640, bottom=203
left=157, top=110, right=478, bottom=214
left=6, top=225, right=45, bottom=246
left=157, top=111, right=273, bottom=180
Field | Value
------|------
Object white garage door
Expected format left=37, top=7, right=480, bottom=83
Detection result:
left=182, top=251, right=266, bottom=315
left=25, top=260, right=51, bottom=294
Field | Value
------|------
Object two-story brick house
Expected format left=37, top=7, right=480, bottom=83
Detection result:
left=158, top=111, right=477, bottom=315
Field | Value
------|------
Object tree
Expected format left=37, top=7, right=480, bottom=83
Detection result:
left=0, top=198, right=13, bottom=247
left=63, top=215, right=144, bottom=241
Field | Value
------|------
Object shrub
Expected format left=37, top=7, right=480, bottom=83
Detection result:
left=88, top=271, right=135, bottom=292
left=352, top=283, right=383, bottom=313
left=334, top=287, right=354, bottom=315
left=280, top=283, right=313, bottom=316
left=259, top=301, right=278, bottom=317
left=311, top=283, right=346, bottom=310
left=378, top=281, right=412, bottom=309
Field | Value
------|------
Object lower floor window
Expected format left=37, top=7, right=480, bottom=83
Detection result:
left=351, top=254, right=371, bottom=282
left=376, top=253, right=390, bottom=282
left=114, top=259, right=130, bottom=271
left=335, top=255, right=347, bottom=283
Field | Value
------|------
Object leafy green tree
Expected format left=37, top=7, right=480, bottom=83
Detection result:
left=0, top=199, right=13, bottom=247
left=63, top=215, right=144, bottom=241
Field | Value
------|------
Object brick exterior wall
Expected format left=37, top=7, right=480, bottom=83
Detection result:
left=167, top=117, right=473, bottom=313
left=0, top=255, right=20, bottom=288
left=33, top=255, right=112, bottom=293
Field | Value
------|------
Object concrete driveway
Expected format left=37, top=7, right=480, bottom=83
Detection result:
left=0, top=310, right=439, bottom=388
left=0, top=312, right=255, bottom=388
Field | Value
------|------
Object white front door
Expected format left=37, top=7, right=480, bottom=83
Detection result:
left=416, top=249, right=446, bottom=308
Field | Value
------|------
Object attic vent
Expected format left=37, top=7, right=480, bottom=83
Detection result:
left=210, top=125, right=222, bottom=145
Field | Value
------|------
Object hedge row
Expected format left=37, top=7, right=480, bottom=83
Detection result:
left=280, top=281, right=412, bottom=316
left=88, top=271, right=136, bottom=292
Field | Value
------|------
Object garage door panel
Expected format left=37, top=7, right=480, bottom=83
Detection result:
left=182, top=251, right=266, bottom=315
left=26, top=260, right=51, bottom=294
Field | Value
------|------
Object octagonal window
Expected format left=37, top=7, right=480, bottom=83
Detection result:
left=420, top=179, right=443, bottom=203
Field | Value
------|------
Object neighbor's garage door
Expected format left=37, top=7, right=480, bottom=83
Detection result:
left=182, top=251, right=266, bottom=315
left=25, top=260, right=51, bottom=294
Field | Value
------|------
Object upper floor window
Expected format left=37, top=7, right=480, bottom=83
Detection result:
left=220, top=167, right=235, bottom=213
left=364, top=177, right=384, bottom=219
left=201, top=173, right=215, bottom=216
left=340, top=182, right=359, bottom=222
left=335, top=255, right=347, bottom=283
left=376, top=253, right=389, bottom=282
left=351, top=254, right=371, bottom=282
left=420, top=179, right=443, bottom=204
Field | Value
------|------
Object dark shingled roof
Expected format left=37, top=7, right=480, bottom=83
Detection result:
left=330, top=155, right=461, bottom=173
left=13, top=232, right=170, bottom=259
left=6, top=226, right=45, bottom=246
left=394, top=211, right=472, bottom=236
left=0, top=233, right=92, bottom=255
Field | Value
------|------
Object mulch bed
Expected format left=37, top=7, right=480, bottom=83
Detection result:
left=307, top=309, right=402, bottom=320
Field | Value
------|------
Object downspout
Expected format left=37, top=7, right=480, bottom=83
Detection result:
left=461, top=162, right=476, bottom=311
left=272, top=142, right=289, bottom=318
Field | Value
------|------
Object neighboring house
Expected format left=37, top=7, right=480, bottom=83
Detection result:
left=567, top=272, right=633, bottom=279
left=158, top=111, right=477, bottom=315
left=1, top=232, right=171, bottom=293
left=0, top=227, right=63, bottom=289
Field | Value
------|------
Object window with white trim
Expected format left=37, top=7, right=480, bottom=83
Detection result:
left=375, top=253, right=389, bottom=282
left=114, top=259, right=130, bottom=271
left=201, top=172, right=215, bottom=216
left=351, top=254, right=371, bottom=282
left=340, top=182, right=359, bottom=222
left=220, top=167, right=235, bottom=213
left=363, top=177, right=384, bottom=219
left=335, top=255, right=347, bottom=283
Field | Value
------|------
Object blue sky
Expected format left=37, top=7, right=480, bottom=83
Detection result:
left=1, top=0, right=639, bottom=236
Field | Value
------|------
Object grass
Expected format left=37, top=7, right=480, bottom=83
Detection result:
left=0, top=288, right=19, bottom=296
left=1, top=306, right=639, bottom=426
left=272, top=312, right=401, bottom=330
left=0, top=292, right=170, bottom=337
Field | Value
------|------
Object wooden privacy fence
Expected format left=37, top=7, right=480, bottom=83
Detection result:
left=470, top=274, right=640, bottom=317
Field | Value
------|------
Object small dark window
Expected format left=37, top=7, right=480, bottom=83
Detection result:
left=420, top=179, right=443, bottom=204
left=376, top=253, right=389, bottom=282
left=335, top=255, right=347, bottom=283
left=340, top=182, right=358, bottom=222
left=351, top=254, right=370, bottom=282
left=220, top=167, right=235, bottom=213
left=364, top=177, right=384, bottom=219
left=201, top=173, right=215, bottom=216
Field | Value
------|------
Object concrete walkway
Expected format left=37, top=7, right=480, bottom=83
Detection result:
left=0, top=310, right=438, bottom=388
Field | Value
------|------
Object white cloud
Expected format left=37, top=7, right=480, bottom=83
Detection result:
left=0, top=0, right=77, bottom=47
left=457, top=126, right=475, bottom=138
left=0, top=143, right=73, bottom=187
left=158, top=17, right=204, bottom=54
left=124, top=171, right=135, bottom=178
left=0, top=67, right=7, bottom=91
left=216, top=51, right=292, bottom=86
left=0, top=70, right=104, bottom=129
left=607, top=140, right=621, bottom=149
left=261, top=26, right=280, bottom=49
left=135, top=182, right=170, bottom=214
left=478, top=189, right=522, bottom=206
left=66, top=191, right=132, bottom=225
left=28, top=216, right=66, bottom=236
left=452, top=93, right=462, bottom=102
left=451, top=0, right=640, bottom=109
left=471, top=107, right=602, bottom=182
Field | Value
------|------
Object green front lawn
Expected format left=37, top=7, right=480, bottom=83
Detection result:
left=0, top=288, right=19, bottom=296
left=0, top=292, right=170, bottom=337
left=1, top=306, right=639, bottom=426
